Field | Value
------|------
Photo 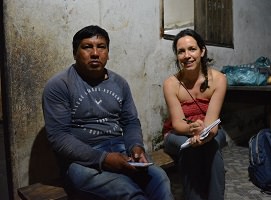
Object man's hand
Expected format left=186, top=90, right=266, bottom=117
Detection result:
left=102, top=152, right=136, bottom=174
left=131, top=146, right=148, bottom=163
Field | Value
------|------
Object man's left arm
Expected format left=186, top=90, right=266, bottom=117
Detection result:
left=119, top=82, right=145, bottom=157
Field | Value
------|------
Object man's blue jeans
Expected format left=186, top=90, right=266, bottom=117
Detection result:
left=65, top=136, right=174, bottom=200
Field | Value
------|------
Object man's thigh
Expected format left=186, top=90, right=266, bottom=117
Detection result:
left=66, top=163, right=146, bottom=200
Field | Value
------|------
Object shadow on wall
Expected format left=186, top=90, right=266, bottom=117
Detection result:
left=28, top=127, right=60, bottom=184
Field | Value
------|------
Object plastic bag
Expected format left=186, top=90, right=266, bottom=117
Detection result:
left=254, top=56, right=271, bottom=68
left=221, top=57, right=271, bottom=86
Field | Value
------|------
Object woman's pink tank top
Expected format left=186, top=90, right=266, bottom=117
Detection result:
left=162, top=98, right=209, bottom=135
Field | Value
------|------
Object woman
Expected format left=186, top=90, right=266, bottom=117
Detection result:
left=163, top=29, right=227, bottom=200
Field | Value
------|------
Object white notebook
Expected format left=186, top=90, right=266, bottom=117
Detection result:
left=180, top=118, right=221, bottom=150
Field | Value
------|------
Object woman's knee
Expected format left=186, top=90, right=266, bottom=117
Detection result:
left=214, top=129, right=227, bottom=148
left=164, top=133, right=188, bottom=158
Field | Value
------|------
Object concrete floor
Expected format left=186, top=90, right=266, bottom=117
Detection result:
left=166, top=143, right=271, bottom=200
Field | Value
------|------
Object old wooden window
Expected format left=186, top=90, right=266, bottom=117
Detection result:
left=162, top=0, right=233, bottom=48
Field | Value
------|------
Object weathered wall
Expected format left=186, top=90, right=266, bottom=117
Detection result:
left=2, top=0, right=271, bottom=199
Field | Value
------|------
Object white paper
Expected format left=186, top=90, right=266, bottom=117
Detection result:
left=128, top=162, right=154, bottom=167
left=180, top=118, right=221, bottom=150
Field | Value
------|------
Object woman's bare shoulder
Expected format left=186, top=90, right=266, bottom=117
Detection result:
left=209, top=68, right=227, bottom=81
left=163, top=75, right=181, bottom=94
left=164, top=75, right=179, bottom=85
left=208, top=68, right=227, bottom=93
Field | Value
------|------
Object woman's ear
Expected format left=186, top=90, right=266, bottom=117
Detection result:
left=201, top=47, right=206, bottom=57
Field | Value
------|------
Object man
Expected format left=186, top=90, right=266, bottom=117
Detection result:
left=42, top=25, right=174, bottom=200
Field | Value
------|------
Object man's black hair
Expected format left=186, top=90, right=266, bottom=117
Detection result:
left=72, top=25, right=110, bottom=55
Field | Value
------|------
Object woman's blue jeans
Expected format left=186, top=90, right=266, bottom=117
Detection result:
left=65, top=136, right=174, bottom=200
left=164, top=129, right=226, bottom=200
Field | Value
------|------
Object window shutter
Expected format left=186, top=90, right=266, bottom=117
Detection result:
left=194, top=0, right=233, bottom=48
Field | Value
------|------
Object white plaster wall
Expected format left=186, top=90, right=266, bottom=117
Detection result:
left=3, top=0, right=271, bottom=197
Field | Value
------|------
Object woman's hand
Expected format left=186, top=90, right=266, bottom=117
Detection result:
left=188, top=120, right=204, bottom=136
left=189, top=120, right=206, bottom=147
left=190, top=134, right=204, bottom=147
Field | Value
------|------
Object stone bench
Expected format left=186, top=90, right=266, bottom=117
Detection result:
left=17, top=182, right=68, bottom=200
left=17, top=149, right=174, bottom=200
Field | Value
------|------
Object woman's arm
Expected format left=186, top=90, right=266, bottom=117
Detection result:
left=163, top=76, right=192, bottom=135
left=203, top=69, right=227, bottom=139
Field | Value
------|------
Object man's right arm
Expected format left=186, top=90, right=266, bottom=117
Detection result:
left=42, top=78, right=107, bottom=171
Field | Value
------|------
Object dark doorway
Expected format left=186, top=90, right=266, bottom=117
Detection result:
left=0, top=0, right=11, bottom=199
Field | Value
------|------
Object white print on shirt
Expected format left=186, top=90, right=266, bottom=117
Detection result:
left=72, top=86, right=123, bottom=136
left=95, top=99, right=102, bottom=105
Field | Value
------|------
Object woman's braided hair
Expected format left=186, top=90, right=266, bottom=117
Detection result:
left=172, top=29, right=210, bottom=92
